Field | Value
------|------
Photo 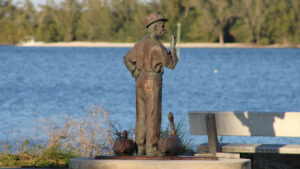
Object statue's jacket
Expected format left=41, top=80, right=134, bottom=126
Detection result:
left=123, top=34, right=177, bottom=78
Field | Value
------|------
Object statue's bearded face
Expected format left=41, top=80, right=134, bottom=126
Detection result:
left=148, top=21, right=166, bottom=38
left=156, top=21, right=166, bottom=37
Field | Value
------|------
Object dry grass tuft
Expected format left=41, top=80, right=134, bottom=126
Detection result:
left=39, top=105, right=114, bottom=157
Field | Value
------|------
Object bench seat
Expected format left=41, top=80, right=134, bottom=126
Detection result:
left=189, top=111, right=300, bottom=154
left=189, top=111, right=300, bottom=137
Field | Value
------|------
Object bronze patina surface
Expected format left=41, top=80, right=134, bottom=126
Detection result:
left=123, top=12, right=178, bottom=156
left=95, top=156, right=218, bottom=160
left=113, top=130, right=137, bottom=156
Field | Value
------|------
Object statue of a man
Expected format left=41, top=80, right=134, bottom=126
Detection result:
left=124, top=12, right=178, bottom=156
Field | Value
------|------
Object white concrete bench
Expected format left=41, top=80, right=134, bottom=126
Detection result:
left=188, top=111, right=300, bottom=154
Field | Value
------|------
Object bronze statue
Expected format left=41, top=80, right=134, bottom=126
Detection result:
left=124, top=12, right=178, bottom=156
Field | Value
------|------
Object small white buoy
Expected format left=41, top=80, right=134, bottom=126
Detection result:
left=214, top=69, right=218, bottom=74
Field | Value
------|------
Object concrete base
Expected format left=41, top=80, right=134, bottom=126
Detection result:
left=197, top=143, right=300, bottom=154
left=69, top=157, right=251, bottom=169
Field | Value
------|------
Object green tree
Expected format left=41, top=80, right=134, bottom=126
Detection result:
left=184, top=9, right=217, bottom=42
left=199, top=0, right=233, bottom=44
left=0, top=0, right=21, bottom=44
left=53, top=0, right=81, bottom=41
left=35, top=0, right=61, bottom=42
left=155, top=0, right=198, bottom=41
left=156, top=0, right=184, bottom=35
left=15, top=0, right=37, bottom=41
left=110, top=0, right=147, bottom=42
left=291, top=0, right=300, bottom=43
left=76, top=0, right=115, bottom=41
left=0, top=0, right=298, bottom=44
left=229, top=18, right=252, bottom=43
left=264, top=0, right=296, bottom=44
left=232, top=0, right=269, bottom=43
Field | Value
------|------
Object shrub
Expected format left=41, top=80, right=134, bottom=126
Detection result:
left=259, top=37, right=270, bottom=45
left=0, top=140, right=78, bottom=168
left=38, top=105, right=114, bottom=157
left=0, top=105, right=114, bottom=168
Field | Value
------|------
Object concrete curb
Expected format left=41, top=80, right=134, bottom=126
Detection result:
left=69, top=157, right=251, bottom=169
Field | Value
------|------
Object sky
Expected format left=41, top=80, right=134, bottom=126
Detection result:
left=13, top=0, right=148, bottom=8
left=13, top=0, right=61, bottom=8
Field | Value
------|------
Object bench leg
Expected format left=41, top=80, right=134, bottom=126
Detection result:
left=205, top=114, right=221, bottom=154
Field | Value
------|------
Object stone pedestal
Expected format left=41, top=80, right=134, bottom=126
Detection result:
left=69, top=157, right=251, bottom=169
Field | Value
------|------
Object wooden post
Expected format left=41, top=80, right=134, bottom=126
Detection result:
left=205, top=113, right=221, bottom=154
left=177, top=23, right=181, bottom=60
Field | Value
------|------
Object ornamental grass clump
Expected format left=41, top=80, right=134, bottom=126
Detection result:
left=0, top=140, right=78, bottom=168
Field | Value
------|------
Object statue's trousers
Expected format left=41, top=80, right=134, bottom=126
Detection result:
left=135, top=71, right=162, bottom=153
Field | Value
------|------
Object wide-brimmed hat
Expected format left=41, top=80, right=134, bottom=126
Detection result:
left=144, top=12, right=168, bottom=28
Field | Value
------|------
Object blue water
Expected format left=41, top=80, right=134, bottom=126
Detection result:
left=1, top=46, right=300, bottom=146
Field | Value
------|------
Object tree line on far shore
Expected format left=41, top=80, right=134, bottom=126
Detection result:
left=0, top=0, right=299, bottom=45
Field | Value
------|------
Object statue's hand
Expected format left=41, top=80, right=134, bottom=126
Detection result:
left=170, top=35, right=176, bottom=49
left=132, top=69, right=140, bottom=79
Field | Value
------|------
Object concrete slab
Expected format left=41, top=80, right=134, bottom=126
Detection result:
left=194, top=153, right=240, bottom=159
left=69, top=157, right=251, bottom=169
left=197, top=143, right=300, bottom=154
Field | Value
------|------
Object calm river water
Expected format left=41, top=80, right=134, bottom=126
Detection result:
left=0, top=46, right=300, bottom=146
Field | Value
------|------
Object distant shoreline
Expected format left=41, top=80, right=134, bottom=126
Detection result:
left=17, top=41, right=300, bottom=48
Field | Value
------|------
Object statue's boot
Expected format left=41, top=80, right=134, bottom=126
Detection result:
left=146, top=146, right=164, bottom=156
left=146, top=150, right=164, bottom=156
left=137, top=146, right=146, bottom=156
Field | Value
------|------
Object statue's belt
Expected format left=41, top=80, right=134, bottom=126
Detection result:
left=139, top=70, right=162, bottom=75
